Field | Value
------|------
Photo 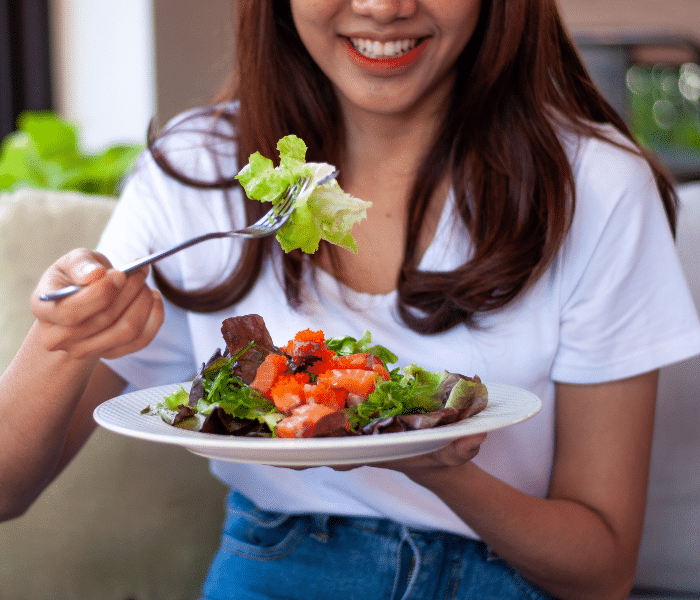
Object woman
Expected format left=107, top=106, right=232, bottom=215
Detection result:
left=2, top=1, right=699, bottom=599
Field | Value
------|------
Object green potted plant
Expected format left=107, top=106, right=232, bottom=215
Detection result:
left=0, top=111, right=143, bottom=370
left=0, top=110, right=142, bottom=197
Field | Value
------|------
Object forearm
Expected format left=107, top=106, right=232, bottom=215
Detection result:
left=0, top=323, right=99, bottom=519
left=413, top=462, right=637, bottom=600
left=0, top=254, right=162, bottom=520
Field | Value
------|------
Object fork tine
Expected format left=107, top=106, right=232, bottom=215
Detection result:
left=260, top=182, right=298, bottom=222
left=275, top=182, right=303, bottom=215
left=234, top=178, right=301, bottom=235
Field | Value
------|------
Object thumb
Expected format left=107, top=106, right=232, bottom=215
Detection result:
left=72, top=260, right=106, bottom=284
left=60, top=249, right=112, bottom=285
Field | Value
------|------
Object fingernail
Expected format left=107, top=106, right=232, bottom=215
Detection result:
left=77, top=262, right=99, bottom=277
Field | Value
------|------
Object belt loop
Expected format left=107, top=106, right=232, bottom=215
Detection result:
left=310, top=513, right=331, bottom=543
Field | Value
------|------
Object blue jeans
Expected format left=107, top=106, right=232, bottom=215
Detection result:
left=199, top=492, right=556, bottom=600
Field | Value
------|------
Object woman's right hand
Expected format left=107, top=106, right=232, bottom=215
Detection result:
left=30, top=248, right=164, bottom=361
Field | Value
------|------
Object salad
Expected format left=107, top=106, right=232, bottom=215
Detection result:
left=145, top=315, right=488, bottom=439
left=236, top=135, right=372, bottom=254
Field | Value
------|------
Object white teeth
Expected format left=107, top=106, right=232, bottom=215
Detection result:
left=349, top=37, right=419, bottom=59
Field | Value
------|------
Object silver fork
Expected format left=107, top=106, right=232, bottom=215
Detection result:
left=41, top=171, right=337, bottom=301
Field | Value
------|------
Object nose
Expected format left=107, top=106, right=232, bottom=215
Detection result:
left=350, top=0, right=417, bottom=23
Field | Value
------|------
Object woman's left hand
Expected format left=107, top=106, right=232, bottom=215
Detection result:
left=327, top=432, right=487, bottom=475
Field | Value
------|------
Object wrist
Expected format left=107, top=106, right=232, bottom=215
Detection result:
left=406, top=458, right=481, bottom=491
left=14, top=323, right=101, bottom=389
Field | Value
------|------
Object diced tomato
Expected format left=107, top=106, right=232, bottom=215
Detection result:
left=304, top=382, right=347, bottom=411
left=269, top=373, right=309, bottom=413
left=317, top=368, right=378, bottom=397
left=282, top=328, right=337, bottom=374
left=334, top=353, right=390, bottom=381
left=333, top=353, right=373, bottom=369
left=281, top=328, right=326, bottom=355
left=250, top=353, right=288, bottom=396
left=372, top=362, right=392, bottom=381
left=276, top=403, right=337, bottom=438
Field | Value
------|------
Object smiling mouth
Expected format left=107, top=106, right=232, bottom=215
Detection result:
left=348, top=37, right=422, bottom=60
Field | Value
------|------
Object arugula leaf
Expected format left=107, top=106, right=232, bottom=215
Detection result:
left=197, top=359, right=278, bottom=415
left=151, top=356, right=285, bottom=435
left=236, top=135, right=372, bottom=254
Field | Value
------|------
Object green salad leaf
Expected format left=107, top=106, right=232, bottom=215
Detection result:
left=344, top=364, right=444, bottom=431
left=196, top=357, right=280, bottom=419
left=162, top=386, right=190, bottom=410
left=326, top=330, right=398, bottom=366
left=153, top=386, right=204, bottom=430
left=236, top=135, right=371, bottom=253
left=152, top=355, right=285, bottom=434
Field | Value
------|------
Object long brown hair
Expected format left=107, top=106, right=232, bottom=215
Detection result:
left=149, top=0, right=677, bottom=334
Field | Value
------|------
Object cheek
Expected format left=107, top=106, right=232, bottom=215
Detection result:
left=445, top=4, right=482, bottom=61
left=289, top=2, right=332, bottom=54
left=444, top=0, right=483, bottom=41
left=289, top=0, right=338, bottom=30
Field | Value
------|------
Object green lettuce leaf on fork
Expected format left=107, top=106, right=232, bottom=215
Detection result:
left=236, top=135, right=372, bottom=253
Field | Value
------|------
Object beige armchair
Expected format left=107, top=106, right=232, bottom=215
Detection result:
left=0, top=188, right=227, bottom=600
left=0, top=188, right=116, bottom=371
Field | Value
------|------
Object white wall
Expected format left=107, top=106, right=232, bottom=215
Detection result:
left=50, top=0, right=156, bottom=151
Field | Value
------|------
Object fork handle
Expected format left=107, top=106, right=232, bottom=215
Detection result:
left=40, top=169, right=339, bottom=301
left=120, top=231, right=233, bottom=274
left=39, top=231, right=232, bottom=301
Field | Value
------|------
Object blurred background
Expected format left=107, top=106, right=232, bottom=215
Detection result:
left=1, top=1, right=699, bottom=599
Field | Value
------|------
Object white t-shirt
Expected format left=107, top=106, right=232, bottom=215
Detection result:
left=99, top=109, right=700, bottom=539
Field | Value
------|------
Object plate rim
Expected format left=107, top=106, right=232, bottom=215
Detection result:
left=93, top=381, right=542, bottom=464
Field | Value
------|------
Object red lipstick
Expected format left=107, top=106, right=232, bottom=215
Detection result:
left=344, top=38, right=428, bottom=72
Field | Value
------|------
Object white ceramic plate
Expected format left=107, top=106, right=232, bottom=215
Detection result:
left=94, top=382, right=542, bottom=467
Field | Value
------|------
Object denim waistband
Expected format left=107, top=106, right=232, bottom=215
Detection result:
left=203, top=491, right=555, bottom=600
left=307, top=511, right=468, bottom=543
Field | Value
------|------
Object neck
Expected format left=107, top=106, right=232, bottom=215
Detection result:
left=310, top=96, right=451, bottom=295
left=336, top=76, right=452, bottom=193
left=340, top=111, right=445, bottom=199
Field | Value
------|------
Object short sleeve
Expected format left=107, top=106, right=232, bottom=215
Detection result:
left=96, top=153, right=200, bottom=389
left=551, top=138, right=700, bottom=383
left=96, top=107, right=244, bottom=389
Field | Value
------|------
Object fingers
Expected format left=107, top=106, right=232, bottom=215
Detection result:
left=66, top=250, right=112, bottom=285
left=45, top=283, right=162, bottom=360
left=31, top=249, right=122, bottom=321
left=393, top=433, right=486, bottom=470
left=30, top=249, right=164, bottom=360
left=329, top=433, right=488, bottom=473
left=427, top=433, right=487, bottom=467
left=42, top=266, right=148, bottom=340
left=89, top=289, right=165, bottom=359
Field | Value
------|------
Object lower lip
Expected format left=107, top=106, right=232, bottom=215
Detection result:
left=344, top=39, right=428, bottom=72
